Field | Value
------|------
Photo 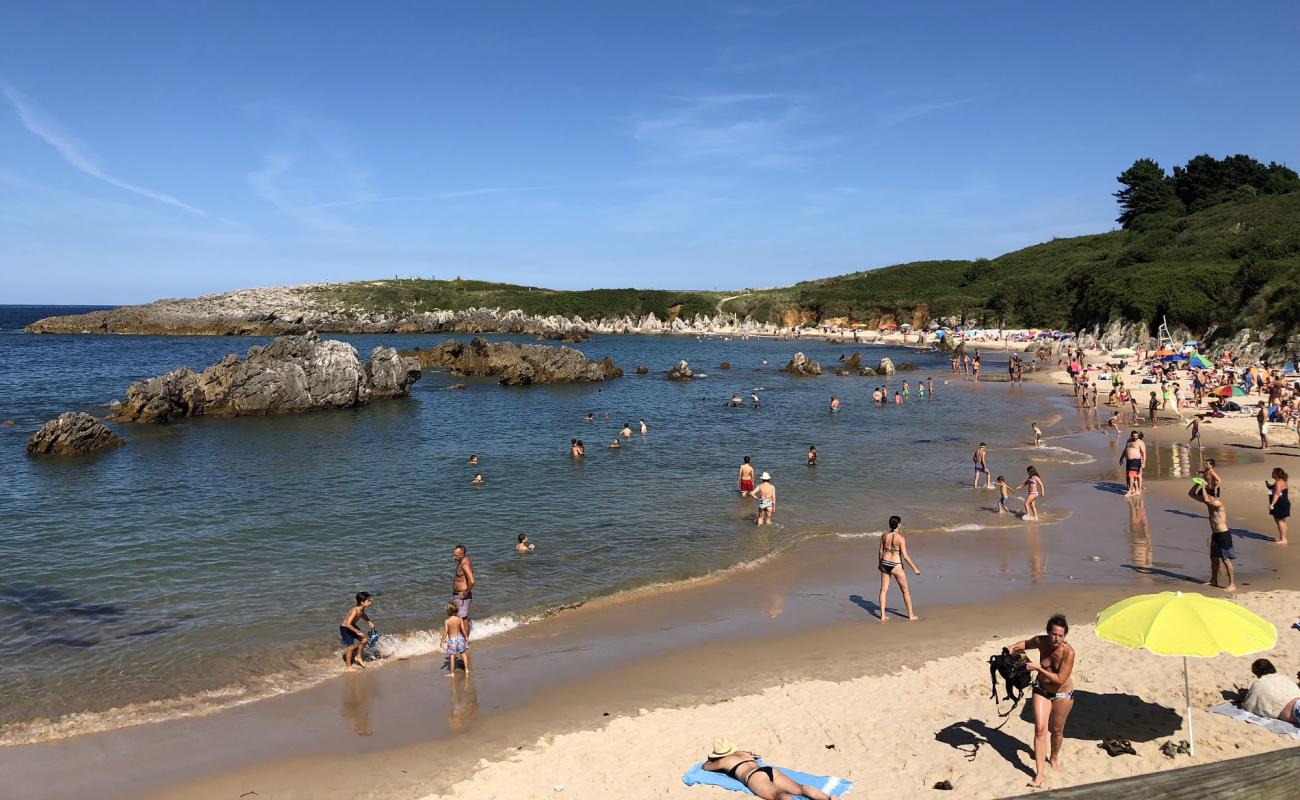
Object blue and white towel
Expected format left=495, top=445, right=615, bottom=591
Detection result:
left=1208, top=702, right=1300, bottom=739
left=683, top=761, right=853, bottom=797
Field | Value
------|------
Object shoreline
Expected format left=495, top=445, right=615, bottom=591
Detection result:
left=6, top=348, right=1299, bottom=799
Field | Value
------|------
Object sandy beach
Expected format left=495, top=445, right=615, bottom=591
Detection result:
left=6, top=345, right=1299, bottom=800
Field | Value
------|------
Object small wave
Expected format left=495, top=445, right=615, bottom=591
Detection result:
left=835, top=529, right=886, bottom=539
left=1006, top=445, right=1095, bottom=465
left=938, top=522, right=992, bottom=532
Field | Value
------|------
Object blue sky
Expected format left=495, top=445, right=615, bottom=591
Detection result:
left=2, top=1, right=1297, bottom=304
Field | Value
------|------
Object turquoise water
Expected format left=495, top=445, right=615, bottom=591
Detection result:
left=0, top=306, right=1063, bottom=741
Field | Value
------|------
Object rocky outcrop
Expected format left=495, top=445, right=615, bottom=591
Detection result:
left=877, top=357, right=896, bottom=376
left=26, top=412, right=124, bottom=455
left=897, top=362, right=917, bottom=371
left=781, top=352, right=822, bottom=376
left=402, top=338, right=621, bottom=386
left=111, top=333, right=419, bottom=423
left=22, top=283, right=790, bottom=339
left=719, top=362, right=731, bottom=370
left=667, top=360, right=694, bottom=380
left=635, top=365, right=649, bottom=375
left=860, top=367, right=877, bottom=376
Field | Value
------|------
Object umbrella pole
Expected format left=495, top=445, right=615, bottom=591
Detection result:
left=1184, top=656, right=1195, bottom=756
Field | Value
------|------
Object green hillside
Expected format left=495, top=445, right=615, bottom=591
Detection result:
left=720, top=191, right=1300, bottom=334
left=308, top=278, right=722, bottom=321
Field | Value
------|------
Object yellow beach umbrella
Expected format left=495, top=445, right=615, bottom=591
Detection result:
left=1095, top=591, right=1277, bottom=755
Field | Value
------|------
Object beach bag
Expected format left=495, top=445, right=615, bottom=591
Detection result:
left=989, top=648, right=1033, bottom=717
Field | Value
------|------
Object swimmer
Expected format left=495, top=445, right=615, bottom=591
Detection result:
left=621, top=423, right=633, bottom=438
left=753, top=472, right=776, bottom=525
left=471, top=473, right=485, bottom=486
left=584, top=412, right=595, bottom=422
left=729, top=393, right=743, bottom=407
left=829, top=395, right=841, bottom=413
left=927, top=377, right=934, bottom=397
left=738, top=456, right=755, bottom=496
left=894, top=392, right=903, bottom=405
left=515, top=533, right=535, bottom=553
left=917, top=382, right=926, bottom=399
left=807, top=445, right=817, bottom=466
left=1032, top=422, right=1043, bottom=447
left=571, top=438, right=583, bottom=458
left=609, top=439, right=621, bottom=450
left=639, top=418, right=648, bottom=434
left=901, top=380, right=910, bottom=396
left=872, top=388, right=884, bottom=404
left=469, top=454, right=478, bottom=465
left=751, top=393, right=761, bottom=408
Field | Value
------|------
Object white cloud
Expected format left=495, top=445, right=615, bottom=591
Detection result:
left=629, top=93, right=831, bottom=167
left=1, top=83, right=206, bottom=216
left=880, top=98, right=974, bottom=127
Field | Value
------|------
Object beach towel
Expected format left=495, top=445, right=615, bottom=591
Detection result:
left=1208, top=702, right=1300, bottom=739
left=683, top=761, right=853, bottom=798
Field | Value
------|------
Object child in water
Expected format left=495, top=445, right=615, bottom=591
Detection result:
left=516, top=533, right=535, bottom=553
left=807, top=445, right=817, bottom=466
left=442, top=601, right=470, bottom=675
left=995, top=476, right=1012, bottom=513
left=1032, top=422, right=1043, bottom=446
left=339, top=592, right=375, bottom=671
left=894, top=392, right=903, bottom=405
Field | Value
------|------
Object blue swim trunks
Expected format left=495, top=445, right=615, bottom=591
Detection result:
left=339, top=626, right=362, bottom=647
left=446, top=634, right=467, bottom=655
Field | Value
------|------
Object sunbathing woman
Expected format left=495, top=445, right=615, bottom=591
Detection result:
left=702, top=739, right=839, bottom=800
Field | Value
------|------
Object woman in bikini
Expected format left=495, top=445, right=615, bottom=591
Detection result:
left=1019, top=465, right=1046, bottom=521
left=1009, top=615, right=1075, bottom=789
left=877, top=515, right=921, bottom=622
left=1267, top=467, right=1290, bottom=544
left=702, top=739, right=840, bottom=800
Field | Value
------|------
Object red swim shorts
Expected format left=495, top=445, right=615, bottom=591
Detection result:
left=740, top=479, right=754, bottom=493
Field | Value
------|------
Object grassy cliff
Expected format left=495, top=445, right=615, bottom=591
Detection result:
left=720, top=192, right=1300, bottom=334
left=307, top=279, right=722, bottom=321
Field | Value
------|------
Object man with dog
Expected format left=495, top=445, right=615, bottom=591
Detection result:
left=1009, top=614, right=1075, bottom=789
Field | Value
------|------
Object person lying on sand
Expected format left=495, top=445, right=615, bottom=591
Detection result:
left=1240, top=659, right=1300, bottom=725
left=702, top=739, right=839, bottom=800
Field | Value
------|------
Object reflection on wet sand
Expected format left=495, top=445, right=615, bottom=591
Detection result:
left=448, top=674, right=478, bottom=733
left=1128, top=496, right=1152, bottom=573
left=341, top=672, right=376, bottom=737
left=1025, top=527, right=1045, bottom=581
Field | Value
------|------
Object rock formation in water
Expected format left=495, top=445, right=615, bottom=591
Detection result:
left=666, top=360, right=694, bottom=380
left=634, top=365, right=649, bottom=375
left=26, top=412, right=124, bottom=455
left=876, top=357, right=896, bottom=376
left=719, top=361, right=731, bottom=370
left=781, top=352, right=822, bottom=376
left=111, top=332, right=420, bottom=423
left=896, top=362, right=917, bottom=371
left=402, top=338, right=621, bottom=386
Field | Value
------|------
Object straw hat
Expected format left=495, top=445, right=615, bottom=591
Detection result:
left=760, top=472, right=771, bottom=481
left=708, top=738, right=736, bottom=759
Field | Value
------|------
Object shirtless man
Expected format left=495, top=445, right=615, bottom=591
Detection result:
left=1190, top=480, right=1235, bottom=591
left=1135, top=432, right=1148, bottom=492
left=738, top=456, right=755, bottom=497
left=1203, top=458, right=1222, bottom=498
left=753, top=473, right=777, bottom=525
left=621, top=422, right=633, bottom=438
left=972, top=442, right=991, bottom=488
left=829, top=394, right=840, bottom=413
left=1010, top=615, right=1076, bottom=789
left=451, top=545, right=475, bottom=638
left=1121, top=432, right=1143, bottom=496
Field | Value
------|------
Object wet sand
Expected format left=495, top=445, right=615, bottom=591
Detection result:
left=6, top=358, right=1300, bottom=799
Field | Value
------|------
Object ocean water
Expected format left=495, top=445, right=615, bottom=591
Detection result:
left=0, top=305, right=1063, bottom=742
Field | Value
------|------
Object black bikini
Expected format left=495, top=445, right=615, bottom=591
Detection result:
left=724, top=760, right=774, bottom=786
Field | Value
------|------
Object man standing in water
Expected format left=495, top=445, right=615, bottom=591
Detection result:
left=972, top=442, right=992, bottom=488
left=1189, top=480, right=1235, bottom=591
left=754, top=473, right=776, bottom=525
left=1121, top=432, right=1144, bottom=496
left=737, top=456, right=755, bottom=497
left=1009, top=615, right=1076, bottom=789
left=451, top=545, right=476, bottom=639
